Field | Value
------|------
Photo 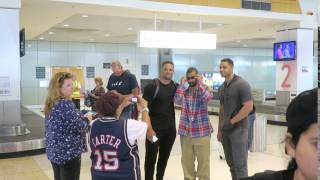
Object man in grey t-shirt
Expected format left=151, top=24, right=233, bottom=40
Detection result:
left=217, top=58, right=253, bottom=180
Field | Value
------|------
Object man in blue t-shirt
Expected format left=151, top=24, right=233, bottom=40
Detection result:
left=107, top=60, right=139, bottom=120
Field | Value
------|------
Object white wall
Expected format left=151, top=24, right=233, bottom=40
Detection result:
left=21, top=41, right=158, bottom=105
left=0, top=8, right=20, bottom=101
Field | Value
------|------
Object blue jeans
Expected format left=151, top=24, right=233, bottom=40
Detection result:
left=247, top=113, right=256, bottom=150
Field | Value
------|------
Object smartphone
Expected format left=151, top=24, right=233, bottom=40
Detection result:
left=84, top=111, right=97, bottom=117
left=131, top=97, right=138, bottom=103
left=152, top=135, right=158, bottom=143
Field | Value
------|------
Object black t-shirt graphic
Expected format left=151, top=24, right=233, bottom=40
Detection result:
left=107, top=71, right=138, bottom=95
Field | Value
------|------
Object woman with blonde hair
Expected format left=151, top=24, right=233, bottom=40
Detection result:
left=44, top=72, right=92, bottom=180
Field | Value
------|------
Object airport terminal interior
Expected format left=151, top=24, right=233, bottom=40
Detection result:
left=0, top=0, right=319, bottom=180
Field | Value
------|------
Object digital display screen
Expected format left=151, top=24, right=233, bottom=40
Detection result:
left=273, top=41, right=296, bottom=61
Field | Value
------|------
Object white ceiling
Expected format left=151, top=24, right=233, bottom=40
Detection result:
left=20, top=0, right=301, bottom=48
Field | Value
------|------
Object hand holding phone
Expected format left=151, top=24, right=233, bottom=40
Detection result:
left=131, top=97, right=138, bottom=103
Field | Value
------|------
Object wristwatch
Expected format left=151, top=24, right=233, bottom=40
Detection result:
left=141, top=107, right=149, bottom=113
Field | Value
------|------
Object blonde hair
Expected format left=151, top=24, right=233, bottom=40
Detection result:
left=44, top=72, right=72, bottom=116
left=94, top=77, right=103, bottom=86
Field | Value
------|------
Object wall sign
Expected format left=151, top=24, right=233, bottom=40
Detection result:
left=0, top=77, right=10, bottom=96
left=141, top=65, right=149, bottom=75
left=103, top=63, right=111, bottom=69
left=36, top=66, right=46, bottom=79
left=86, top=67, right=95, bottom=78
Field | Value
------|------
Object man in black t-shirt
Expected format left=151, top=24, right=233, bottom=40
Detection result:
left=107, top=60, right=139, bottom=119
left=143, top=61, right=177, bottom=180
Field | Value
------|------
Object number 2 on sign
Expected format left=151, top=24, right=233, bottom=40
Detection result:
left=94, top=150, right=119, bottom=171
left=281, top=64, right=291, bottom=88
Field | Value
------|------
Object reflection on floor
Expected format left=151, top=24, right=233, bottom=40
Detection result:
left=0, top=113, right=289, bottom=180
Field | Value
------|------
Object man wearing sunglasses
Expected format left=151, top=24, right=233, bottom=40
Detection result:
left=218, top=58, right=253, bottom=180
left=175, top=67, right=213, bottom=180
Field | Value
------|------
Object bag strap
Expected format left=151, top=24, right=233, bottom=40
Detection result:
left=153, top=78, right=160, bottom=100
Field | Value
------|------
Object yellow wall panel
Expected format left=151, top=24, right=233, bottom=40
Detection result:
left=149, top=0, right=301, bottom=14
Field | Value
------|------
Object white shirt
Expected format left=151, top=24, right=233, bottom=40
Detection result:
left=126, top=119, right=147, bottom=145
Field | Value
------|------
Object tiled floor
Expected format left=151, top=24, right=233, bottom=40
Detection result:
left=0, top=113, right=289, bottom=180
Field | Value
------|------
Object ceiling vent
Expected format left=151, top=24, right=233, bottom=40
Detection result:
left=242, top=0, right=271, bottom=11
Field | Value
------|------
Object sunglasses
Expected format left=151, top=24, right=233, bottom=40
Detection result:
left=187, top=76, right=196, bottom=80
left=58, top=73, right=70, bottom=83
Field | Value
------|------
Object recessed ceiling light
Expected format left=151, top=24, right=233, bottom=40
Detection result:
left=128, top=27, right=133, bottom=31
left=39, top=37, right=44, bottom=40
left=217, top=23, right=223, bottom=27
left=104, top=34, right=110, bottom=37
left=81, top=14, right=89, bottom=18
left=48, top=32, right=55, bottom=35
left=63, top=24, right=70, bottom=27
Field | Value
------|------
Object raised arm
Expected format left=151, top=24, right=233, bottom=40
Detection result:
left=174, top=76, right=187, bottom=105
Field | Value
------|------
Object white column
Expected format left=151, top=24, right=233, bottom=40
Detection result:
left=0, top=1, right=21, bottom=125
left=275, top=28, right=314, bottom=95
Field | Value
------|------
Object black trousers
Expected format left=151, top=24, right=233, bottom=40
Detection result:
left=144, top=127, right=176, bottom=180
left=51, top=157, right=81, bottom=180
left=72, top=98, right=80, bottom=110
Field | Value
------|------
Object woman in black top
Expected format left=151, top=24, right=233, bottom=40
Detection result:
left=242, top=88, right=317, bottom=180
left=89, top=77, right=105, bottom=111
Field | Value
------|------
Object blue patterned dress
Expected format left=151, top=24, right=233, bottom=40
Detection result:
left=45, top=99, right=88, bottom=165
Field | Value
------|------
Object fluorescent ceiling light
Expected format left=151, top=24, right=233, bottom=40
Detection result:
left=39, top=37, right=44, bottom=40
left=81, top=14, right=89, bottom=18
left=63, top=24, right=70, bottom=27
left=48, top=31, right=55, bottom=35
left=139, top=31, right=216, bottom=49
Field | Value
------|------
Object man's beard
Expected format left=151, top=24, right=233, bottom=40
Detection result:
left=163, top=74, right=172, bottom=80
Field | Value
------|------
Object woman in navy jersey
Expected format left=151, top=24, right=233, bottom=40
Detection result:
left=89, top=92, right=155, bottom=180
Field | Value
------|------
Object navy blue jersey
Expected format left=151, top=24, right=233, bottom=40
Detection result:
left=89, top=117, right=140, bottom=180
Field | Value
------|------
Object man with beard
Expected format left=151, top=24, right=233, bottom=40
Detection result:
left=143, top=61, right=177, bottom=180
left=217, top=58, right=253, bottom=180
left=175, top=67, right=213, bottom=180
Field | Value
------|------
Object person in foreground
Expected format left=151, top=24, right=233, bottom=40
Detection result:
left=242, top=88, right=317, bottom=180
left=89, top=92, right=156, bottom=180
left=44, top=72, right=92, bottom=180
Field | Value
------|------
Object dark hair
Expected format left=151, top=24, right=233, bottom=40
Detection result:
left=95, top=92, right=121, bottom=117
left=285, top=88, right=317, bottom=170
left=221, top=58, right=234, bottom=67
left=186, top=67, right=198, bottom=76
left=161, top=61, right=174, bottom=67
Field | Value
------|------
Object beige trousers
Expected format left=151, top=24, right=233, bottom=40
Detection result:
left=180, top=135, right=211, bottom=180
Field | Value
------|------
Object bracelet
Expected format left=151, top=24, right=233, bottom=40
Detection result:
left=141, top=107, right=149, bottom=113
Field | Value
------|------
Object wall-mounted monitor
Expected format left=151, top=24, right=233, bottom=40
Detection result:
left=273, top=41, right=296, bottom=61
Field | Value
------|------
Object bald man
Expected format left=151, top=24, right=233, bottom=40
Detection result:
left=106, top=60, right=139, bottom=120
